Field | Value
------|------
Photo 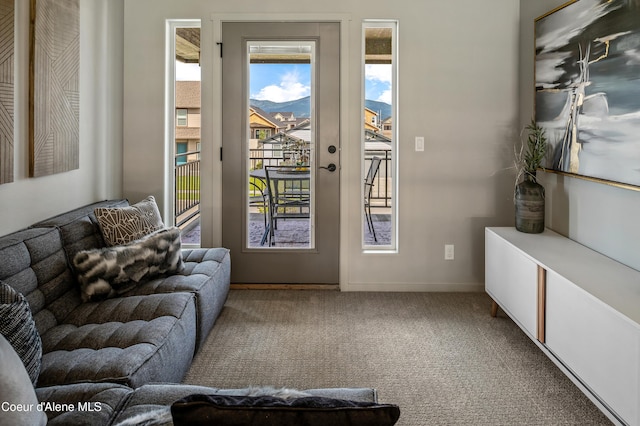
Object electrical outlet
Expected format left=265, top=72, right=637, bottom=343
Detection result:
left=445, top=244, right=455, bottom=260
left=415, top=136, right=424, bottom=152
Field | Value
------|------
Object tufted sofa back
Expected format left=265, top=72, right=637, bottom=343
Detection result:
left=32, top=199, right=130, bottom=273
left=0, top=227, right=79, bottom=336
left=0, top=200, right=130, bottom=336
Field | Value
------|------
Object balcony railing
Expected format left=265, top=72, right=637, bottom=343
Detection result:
left=173, top=146, right=392, bottom=230
left=175, top=151, right=200, bottom=228
left=249, top=147, right=392, bottom=207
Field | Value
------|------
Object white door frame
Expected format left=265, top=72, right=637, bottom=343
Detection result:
left=206, top=13, right=352, bottom=288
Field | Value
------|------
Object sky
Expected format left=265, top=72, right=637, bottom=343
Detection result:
left=176, top=61, right=392, bottom=105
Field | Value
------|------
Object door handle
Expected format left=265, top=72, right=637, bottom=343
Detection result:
left=319, top=163, right=337, bottom=172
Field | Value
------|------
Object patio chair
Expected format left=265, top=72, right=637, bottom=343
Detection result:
left=265, top=165, right=311, bottom=246
left=249, top=180, right=269, bottom=228
left=364, top=157, right=382, bottom=242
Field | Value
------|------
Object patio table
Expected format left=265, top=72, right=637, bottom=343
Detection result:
left=250, top=167, right=311, bottom=246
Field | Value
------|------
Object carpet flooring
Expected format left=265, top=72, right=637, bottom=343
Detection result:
left=183, top=290, right=612, bottom=426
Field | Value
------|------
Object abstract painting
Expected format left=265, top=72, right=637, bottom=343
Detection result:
left=29, top=0, right=79, bottom=177
left=0, top=0, right=14, bottom=184
left=535, top=0, right=640, bottom=188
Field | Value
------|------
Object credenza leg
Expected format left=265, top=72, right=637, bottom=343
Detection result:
left=490, top=300, right=499, bottom=317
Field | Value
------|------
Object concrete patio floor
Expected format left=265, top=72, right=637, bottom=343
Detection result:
left=181, top=213, right=391, bottom=247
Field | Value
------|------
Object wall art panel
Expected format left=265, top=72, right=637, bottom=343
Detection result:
left=29, top=0, right=79, bottom=177
left=0, top=0, right=14, bottom=184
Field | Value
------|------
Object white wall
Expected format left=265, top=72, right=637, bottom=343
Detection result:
left=519, top=0, right=640, bottom=272
left=0, top=0, right=123, bottom=236
left=123, top=0, right=520, bottom=291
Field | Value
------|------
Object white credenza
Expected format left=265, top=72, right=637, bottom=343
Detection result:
left=485, top=227, right=640, bottom=426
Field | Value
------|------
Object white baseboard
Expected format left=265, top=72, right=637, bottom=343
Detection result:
left=340, top=282, right=484, bottom=292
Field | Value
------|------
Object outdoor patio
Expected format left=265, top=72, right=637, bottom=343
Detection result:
left=180, top=212, right=391, bottom=247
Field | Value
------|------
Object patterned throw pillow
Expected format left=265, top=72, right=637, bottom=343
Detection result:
left=73, top=227, right=184, bottom=302
left=95, top=195, right=164, bottom=246
left=0, top=282, right=43, bottom=386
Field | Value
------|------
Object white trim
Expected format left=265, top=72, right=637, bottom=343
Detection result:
left=211, top=12, right=352, bottom=23
left=165, top=19, right=201, bottom=228
left=361, top=20, right=399, bottom=253
left=342, top=282, right=484, bottom=292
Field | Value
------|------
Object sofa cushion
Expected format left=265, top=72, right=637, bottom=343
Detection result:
left=94, top=196, right=164, bottom=246
left=0, top=334, right=48, bottom=426
left=37, top=292, right=197, bottom=388
left=35, top=382, right=132, bottom=426
left=73, top=227, right=184, bottom=302
left=122, top=247, right=231, bottom=350
left=31, top=199, right=130, bottom=271
left=0, top=282, right=43, bottom=385
left=0, top=227, right=79, bottom=337
left=171, top=394, right=401, bottom=426
left=35, top=384, right=378, bottom=426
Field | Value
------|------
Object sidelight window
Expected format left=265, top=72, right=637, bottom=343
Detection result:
left=363, top=21, right=398, bottom=251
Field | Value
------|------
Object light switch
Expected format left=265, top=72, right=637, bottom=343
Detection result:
left=415, top=136, right=424, bottom=152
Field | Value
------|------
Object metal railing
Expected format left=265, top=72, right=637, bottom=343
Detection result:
left=172, top=146, right=392, bottom=227
left=175, top=151, right=200, bottom=228
left=249, top=147, right=392, bottom=208
left=364, top=150, right=392, bottom=208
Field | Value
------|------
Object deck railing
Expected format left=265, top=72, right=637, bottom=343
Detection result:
left=249, top=147, right=392, bottom=207
left=175, top=151, right=200, bottom=228
left=173, top=146, right=392, bottom=227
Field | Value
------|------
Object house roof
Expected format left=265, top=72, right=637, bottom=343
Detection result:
left=250, top=107, right=280, bottom=129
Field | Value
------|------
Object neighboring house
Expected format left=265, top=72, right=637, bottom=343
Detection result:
left=175, top=81, right=201, bottom=164
left=177, top=83, right=382, bottom=168
left=249, top=107, right=280, bottom=139
left=272, top=111, right=307, bottom=130
left=364, top=107, right=380, bottom=133
left=381, top=116, right=392, bottom=140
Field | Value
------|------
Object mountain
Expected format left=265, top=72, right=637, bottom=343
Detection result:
left=250, top=97, right=311, bottom=117
left=250, top=96, right=392, bottom=120
left=365, top=100, right=392, bottom=120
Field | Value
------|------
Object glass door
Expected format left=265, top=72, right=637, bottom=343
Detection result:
left=221, top=22, right=340, bottom=284
left=247, top=41, right=315, bottom=249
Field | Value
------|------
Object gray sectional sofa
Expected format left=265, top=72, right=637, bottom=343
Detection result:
left=0, top=199, right=231, bottom=388
left=0, top=199, right=384, bottom=425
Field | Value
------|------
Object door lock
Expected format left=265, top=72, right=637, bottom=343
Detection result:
left=328, top=145, right=337, bottom=154
left=319, top=163, right=337, bottom=172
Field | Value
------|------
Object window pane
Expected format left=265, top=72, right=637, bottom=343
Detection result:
left=173, top=24, right=201, bottom=247
left=177, top=109, right=188, bottom=126
left=363, top=22, right=396, bottom=249
left=247, top=41, right=315, bottom=249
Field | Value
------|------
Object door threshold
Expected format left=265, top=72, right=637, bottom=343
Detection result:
left=230, top=284, right=339, bottom=291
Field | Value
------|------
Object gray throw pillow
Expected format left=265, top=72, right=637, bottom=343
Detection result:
left=171, top=394, right=401, bottom=426
left=0, top=334, right=47, bottom=426
left=73, top=227, right=184, bottom=302
left=0, top=282, right=43, bottom=386
left=95, top=195, right=164, bottom=246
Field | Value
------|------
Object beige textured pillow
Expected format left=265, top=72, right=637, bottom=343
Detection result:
left=95, top=196, right=164, bottom=246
